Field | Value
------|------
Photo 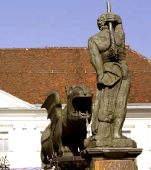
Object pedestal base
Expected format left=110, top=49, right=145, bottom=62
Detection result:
left=43, top=156, right=87, bottom=170
left=84, top=136, right=137, bottom=148
left=81, top=148, right=142, bottom=170
left=95, top=159, right=134, bottom=170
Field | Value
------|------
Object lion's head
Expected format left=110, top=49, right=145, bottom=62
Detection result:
left=65, top=84, right=93, bottom=122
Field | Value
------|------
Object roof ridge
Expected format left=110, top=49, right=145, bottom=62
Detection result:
left=128, top=48, right=151, bottom=63
left=0, top=47, right=88, bottom=50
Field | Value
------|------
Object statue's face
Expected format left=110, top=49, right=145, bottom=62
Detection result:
left=97, top=14, right=107, bottom=30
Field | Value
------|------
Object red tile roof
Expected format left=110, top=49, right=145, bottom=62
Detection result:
left=0, top=47, right=151, bottom=104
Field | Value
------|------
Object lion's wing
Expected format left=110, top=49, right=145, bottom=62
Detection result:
left=41, top=91, right=62, bottom=132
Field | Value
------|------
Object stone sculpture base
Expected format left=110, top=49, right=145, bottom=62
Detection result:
left=43, top=156, right=87, bottom=170
left=81, top=148, right=142, bottom=170
left=85, top=136, right=137, bottom=148
left=84, top=122, right=137, bottom=148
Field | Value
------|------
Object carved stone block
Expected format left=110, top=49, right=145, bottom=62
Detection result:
left=95, top=160, right=134, bottom=170
left=81, top=148, right=142, bottom=170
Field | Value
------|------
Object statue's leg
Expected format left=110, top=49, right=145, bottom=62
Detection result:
left=41, top=148, right=50, bottom=164
left=53, top=118, right=63, bottom=156
left=91, top=88, right=101, bottom=135
left=113, top=75, right=131, bottom=138
left=98, top=79, right=121, bottom=123
left=79, top=122, right=87, bottom=151
left=96, top=80, right=121, bottom=143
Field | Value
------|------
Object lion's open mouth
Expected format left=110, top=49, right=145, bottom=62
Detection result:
left=72, top=110, right=89, bottom=117
left=70, top=97, right=92, bottom=119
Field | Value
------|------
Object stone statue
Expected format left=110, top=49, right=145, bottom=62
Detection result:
left=41, top=84, right=93, bottom=164
left=84, top=4, right=136, bottom=147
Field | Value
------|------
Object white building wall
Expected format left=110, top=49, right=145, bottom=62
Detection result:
left=0, top=108, right=49, bottom=168
left=0, top=104, right=150, bottom=169
left=123, top=118, right=151, bottom=170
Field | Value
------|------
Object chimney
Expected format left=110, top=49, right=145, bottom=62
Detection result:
left=125, top=44, right=130, bottom=49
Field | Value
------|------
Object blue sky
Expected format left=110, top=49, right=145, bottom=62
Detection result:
left=0, top=0, right=151, bottom=60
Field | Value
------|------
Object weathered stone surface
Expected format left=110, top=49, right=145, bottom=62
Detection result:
left=86, top=2, right=137, bottom=148
left=84, top=121, right=137, bottom=148
left=41, top=85, right=93, bottom=164
left=81, top=148, right=142, bottom=159
left=43, top=156, right=87, bottom=170
left=95, top=160, right=134, bottom=170
left=85, top=137, right=137, bottom=148
left=81, top=147, right=142, bottom=170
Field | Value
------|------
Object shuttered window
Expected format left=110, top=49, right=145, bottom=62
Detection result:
left=0, top=132, right=9, bottom=151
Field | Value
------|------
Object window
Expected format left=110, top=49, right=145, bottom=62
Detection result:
left=0, top=132, right=9, bottom=151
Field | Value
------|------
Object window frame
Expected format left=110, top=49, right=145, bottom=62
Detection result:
left=0, top=131, right=9, bottom=151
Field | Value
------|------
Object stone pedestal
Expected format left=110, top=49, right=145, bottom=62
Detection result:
left=81, top=148, right=142, bottom=170
left=43, top=156, right=87, bottom=170
left=84, top=122, right=137, bottom=148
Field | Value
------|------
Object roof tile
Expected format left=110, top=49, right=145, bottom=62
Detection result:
left=0, top=47, right=151, bottom=104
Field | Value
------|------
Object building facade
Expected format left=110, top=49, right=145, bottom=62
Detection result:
left=0, top=47, right=151, bottom=169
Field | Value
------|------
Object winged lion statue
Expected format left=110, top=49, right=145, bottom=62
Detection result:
left=41, top=84, right=93, bottom=164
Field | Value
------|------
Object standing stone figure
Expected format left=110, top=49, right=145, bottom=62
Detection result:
left=85, top=10, right=136, bottom=147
